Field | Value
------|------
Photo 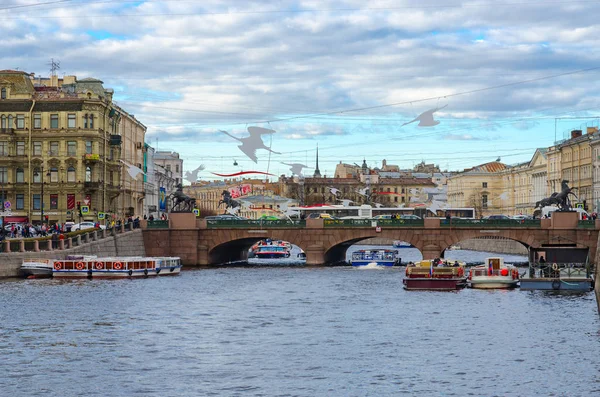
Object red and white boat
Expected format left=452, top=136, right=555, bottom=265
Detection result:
left=52, top=256, right=181, bottom=279
left=403, top=259, right=467, bottom=290
left=468, top=257, right=519, bottom=289
left=249, top=240, right=291, bottom=259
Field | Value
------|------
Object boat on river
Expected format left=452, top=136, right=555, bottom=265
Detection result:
left=52, top=256, right=181, bottom=279
left=20, top=259, right=54, bottom=279
left=468, top=257, right=519, bottom=289
left=249, top=240, right=292, bottom=259
left=519, top=261, right=593, bottom=291
left=403, top=259, right=467, bottom=290
left=350, top=249, right=400, bottom=266
left=392, top=240, right=413, bottom=248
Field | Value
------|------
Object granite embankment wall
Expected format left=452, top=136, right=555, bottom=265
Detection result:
left=362, top=237, right=528, bottom=255
left=0, top=229, right=146, bottom=278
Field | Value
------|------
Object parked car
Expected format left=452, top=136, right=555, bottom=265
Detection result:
left=307, top=213, right=335, bottom=219
left=71, top=221, right=105, bottom=231
left=483, top=214, right=511, bottom=220
left=204, top=215, right=247, bottom=220
left=400, top=215, right=422, bottom=220
left=512, top=215, right=533, bottom=220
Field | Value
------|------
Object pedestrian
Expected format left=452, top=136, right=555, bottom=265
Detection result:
left=52, top=232, right=59, bottom=249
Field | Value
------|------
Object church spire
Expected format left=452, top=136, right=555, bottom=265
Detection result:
left=313, top=144, right=322, bottom=178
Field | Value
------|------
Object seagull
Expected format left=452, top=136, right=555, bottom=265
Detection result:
left=239, top=200, right=253, bottom=210
left=221, top=126, right=281, bottom=163
left=278, top=200, right=301, bottom=219
left=356, top=187, right=369, bottom=197
left=499, top=192, right=509, bottom=201
left=328, top=187, right=342, bottom=196
left=184, top=164, right=205, bottom=184
left=401, top=104, right=447, bottom=127
left=226, top=206, right=240, bottom=216
left=120, top=160, right=145, bottom=180
left=281, top=162, right=308, bottom=176
left=338, top=199, right=354, bottom=207
left=374, top=203, right=383, bottom=208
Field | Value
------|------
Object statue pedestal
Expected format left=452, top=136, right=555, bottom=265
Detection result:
left=169, top=213, right=197, bottom=229
left=550, top=211, right=578, bottom=229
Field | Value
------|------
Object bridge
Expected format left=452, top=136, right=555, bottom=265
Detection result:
left=142, top=212, right=600, bottom=266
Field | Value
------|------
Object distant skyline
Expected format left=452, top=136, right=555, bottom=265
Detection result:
left=3, top=0, right=600, bottom=180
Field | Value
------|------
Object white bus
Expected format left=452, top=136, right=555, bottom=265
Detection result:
left=297, top=205, right=418, bottom=219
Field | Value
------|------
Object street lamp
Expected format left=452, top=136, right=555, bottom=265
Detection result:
left=34, top=166, right=51, bottom=224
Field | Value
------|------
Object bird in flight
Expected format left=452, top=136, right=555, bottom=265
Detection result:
left=328, top=187, right=342, bottom=196
left=356, top=187, right=369, bottom=197
left=402, top=104, right=447, bottom=127
left=221, top=126, right=281, bottom=163
left=281, top=162, right=308, bottom=176
left=338, top=199, right=354, bottom=207
left=184, top=164, right=205, bottom=184
left=120, top=160, right=145, bottom=180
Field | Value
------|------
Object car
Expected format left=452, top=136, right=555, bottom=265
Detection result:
left=512, top=215, right=533, bottom=220
left=483, top=215, right=511, bottom=220
left=400, top=214, right=421, bottom=220
left=306, top=213, right=335, bottom=219
left=72, top=221, right=106, bottom=231
left=204, top=215, right=246, bottom=220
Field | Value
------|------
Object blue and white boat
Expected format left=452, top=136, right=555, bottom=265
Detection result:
left=393, top=240, right=413, bottom=248
left=350, top=249, right=400, bottom=267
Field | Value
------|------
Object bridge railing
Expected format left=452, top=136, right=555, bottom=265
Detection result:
left=147, top=220, right=169, bottom=229
left=206, top=219, right=306, bottom=228
left=577, top=220, right=596, bottom=229
left=323, top=219, right=425, bottom=227
left=441, top=218, right=541, bottom=228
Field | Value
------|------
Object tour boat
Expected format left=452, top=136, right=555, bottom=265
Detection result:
left=392, top=240, right=413, bottom=248
left=20, top=259, right=54, bottom=279
left=403, top=259, right=467, bottom=290
left=519, top=261, right=593, bottom=291
left=249, top=240, right=292, bottom=259
left=468, top=257, right=520, bottom=289
left=52, top=256, right=182, bottom=279
left=350, top=249, right=400, bottom=266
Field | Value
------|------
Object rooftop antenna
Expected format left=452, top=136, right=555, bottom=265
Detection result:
left=48, top=58, right=60, bottom=76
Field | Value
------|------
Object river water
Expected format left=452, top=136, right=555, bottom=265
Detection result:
left=1, top=248, right=599, bottom=396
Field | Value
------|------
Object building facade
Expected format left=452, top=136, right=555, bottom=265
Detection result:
left=154, top=151, right=183, bottom=188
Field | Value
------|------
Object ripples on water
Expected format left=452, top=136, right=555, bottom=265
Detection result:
left=1, top=263, right=599, bottom=396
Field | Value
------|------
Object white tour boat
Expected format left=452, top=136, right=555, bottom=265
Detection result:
left=52, top=256, right=182, bottom=279
left=468, top=257, right=520, bottom=289
left=20, top=259, right=54, bottom=279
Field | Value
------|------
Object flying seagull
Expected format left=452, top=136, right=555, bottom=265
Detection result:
left=402, top=104, right=448, bottom=127
left=281, top=162, right=308, bottom=176
left=374, top=203, right=383, bottom=208
left=221, top=126, right=281, bottom=163
left=338, top=199, right=354, bottom=207
left=120, top=160, right=145, bottom=180
left=184, top=164, right=205, bottom=184
left=356, top=187, right=369, bottom=197
left=328, top=187, right=342, bottom=196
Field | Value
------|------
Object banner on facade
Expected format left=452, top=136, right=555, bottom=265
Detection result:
left=159, top=187, right=167, bottom=211
left=84, top=194, right=91, bottom=206
left=67, top=194, right=75, bottom=210
left=228, top=184, right=252, bottom=199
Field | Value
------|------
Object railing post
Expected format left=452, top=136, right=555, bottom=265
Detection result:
left=34, top=240, right=40, bottom=252
left=4, top=240, right=10, bottom=253
left=19, top=239, right=25, bottom=252
left=47, top=240, right=53, bottom=251
left=59, top=239, right=65, bottom=250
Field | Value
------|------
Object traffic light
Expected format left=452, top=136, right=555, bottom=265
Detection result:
left=45, top=215, right=49, bottom=222
left=77, top=201, right=81, bottom=210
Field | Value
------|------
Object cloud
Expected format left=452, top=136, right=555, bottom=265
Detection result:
left=443, top=134, right=487, bottom=141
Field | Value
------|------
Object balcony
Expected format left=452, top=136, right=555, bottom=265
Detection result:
left=0, top=128, right=14, bottom=134
left=84, top=181, right=101, bottom=190
left=110, top=135, right=122, bottom=145
left=83, top=153, right=101, bottom=163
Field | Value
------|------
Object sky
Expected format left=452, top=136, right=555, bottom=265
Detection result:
left=2, top=0, right=600, bottom=182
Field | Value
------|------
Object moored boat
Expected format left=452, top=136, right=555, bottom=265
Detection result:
left=20, top=259, right=54, bottom=279
left=403, top=259, right=467, bottom=290
left=468, top=257, right=519, bottom=289
left=519, top=261, right=593, bottom=291
left=250, top=240, right=292, bottom=259
left=392, top=240, right=413, bottom=248
left=350, top=249, right=400, bottom=266
left=52, top=256, right=181, bottom=279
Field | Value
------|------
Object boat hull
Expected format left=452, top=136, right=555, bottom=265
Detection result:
left=519, top=277, right=592, bottom=291
left=254, top=253, right=290, bottom=259
left=469, top=276, right=519, bottom=289
left=403, top=277, right=467, bottom=290
left=20, top=267, right=53, bottom=279
left=352, top=260, right=395, bottom=267
left=53, top=269, right=159, bottom=279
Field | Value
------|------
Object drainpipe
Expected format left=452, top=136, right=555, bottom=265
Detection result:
left=27, top=99, right=36, bottom=222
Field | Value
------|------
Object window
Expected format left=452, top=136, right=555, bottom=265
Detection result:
left=33, top=194, right=41, bottom=210
left=0, top=115, right=5, bottom=128
left=0, top=88, right=6, bottom=99
left=16, top=168, right=24, bottom=183
left=33, top=142, right=42, bottom=156
left=50, top=141, right=59, bottom=156
left=50, top=114, right=59, bottom=129
left=85, top=166, right=92, bottom=182
left=16, top=141, right=25, bottom=156
left=0, top=142, right=7, bottom=156
left=482, top=182, right=488, bottom=188
left=16, top=194, right=24, bottom=210
left=85, top=141, right=92, bottom=154
left=50, top=194, right=58, bottom=210
left=176, top=165, right=179, bottom=173
left=84, top=114, right=88, bottom=129
left=482, top=194, right=488, bottom=208
left=67, top=141, right=77, bottom=156
left=109, top=171, right=114, bottom=185
left=89, top=114, right=94, bottom=128
left=67, top=166, right=76, bottom=183
left=68, top=114, right=76, bottom=128
left=8, top=115, right=13, bottom=127
left=166, top=165, right=171, bottom=172
left=0, top=167, right=7, bottom=183
left=50, top=167, right=58, bottom=183
left=33, top=168, right=41, bottom=183
left=16, top=115, right=24, bottom=129
left=33, top=114, right=41, bottom=129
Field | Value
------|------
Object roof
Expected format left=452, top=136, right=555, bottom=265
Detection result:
left=464, top=161, right=507, bottom=174
left=0, top=70, right=35, bottom=95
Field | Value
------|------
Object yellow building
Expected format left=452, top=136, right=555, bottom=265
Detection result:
left=0, top=70, right=145, bottom=225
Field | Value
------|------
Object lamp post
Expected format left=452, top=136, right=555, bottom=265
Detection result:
left=34, top=166, right=50, bottom=225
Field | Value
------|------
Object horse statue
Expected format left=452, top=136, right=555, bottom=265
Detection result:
left=534, top=180, right=577, bottom=212
left=168, top=184, right=196, bottom=213
left=218, top=190, right=241, bottom=214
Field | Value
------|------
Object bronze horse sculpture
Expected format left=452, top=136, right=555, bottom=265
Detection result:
left=535, top=180, right=577, bottom=212
left=168, top=184, right=196, bottom=212
left=218, top=190, right=241, bottom=214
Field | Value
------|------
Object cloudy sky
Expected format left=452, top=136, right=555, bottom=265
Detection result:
left=3, top=0, right=600, bottom=180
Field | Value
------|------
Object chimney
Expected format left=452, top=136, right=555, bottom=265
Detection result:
left=571, top=129, right=582, bottom=139
left=587, top=127, right=598, bottom=134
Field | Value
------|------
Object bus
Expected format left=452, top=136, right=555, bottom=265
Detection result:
left=296, top=205, right=418, bottom=219
left=414, top=207, right=476, bottom=219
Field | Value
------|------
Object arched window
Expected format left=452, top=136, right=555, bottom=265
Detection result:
left=67, top=166, right=76, bottom=183
left=33, top=167, right=41, bottom=183
left=8, top=115, right=13, bottom=127
left=85, top=166, right=92, bottom=182
left=16, top=167, right=24, bottom=183
left=0, top=115, right=5, bottom=128
left=1, top=88, right=6, bottom=99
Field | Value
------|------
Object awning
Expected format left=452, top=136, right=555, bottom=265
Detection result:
left=3, top=216, right=29, bottom=223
